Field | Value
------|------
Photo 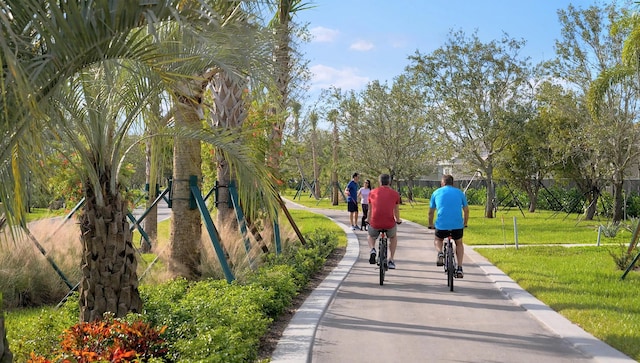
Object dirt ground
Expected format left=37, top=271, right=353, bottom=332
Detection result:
left=257, top=246, right=346, bottom=361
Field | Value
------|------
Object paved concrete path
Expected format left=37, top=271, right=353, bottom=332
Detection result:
left=272, top=202, right=636, bottom=363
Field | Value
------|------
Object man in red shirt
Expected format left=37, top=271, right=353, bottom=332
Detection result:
left=367, top=174, right=402, bottom=269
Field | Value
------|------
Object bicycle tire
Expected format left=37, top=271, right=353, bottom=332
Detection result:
left=446, top=239, right=455, bottom=291
left=379, top=238, right=387, bottom=285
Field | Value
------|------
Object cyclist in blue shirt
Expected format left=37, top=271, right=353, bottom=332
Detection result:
left=428, top=174, right=469, bottom=278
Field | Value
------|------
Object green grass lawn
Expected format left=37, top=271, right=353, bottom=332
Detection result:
left=283, top=188, right=640, bottom=361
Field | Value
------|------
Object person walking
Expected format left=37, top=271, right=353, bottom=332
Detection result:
left=345, top=173, right=360, bottom=230
left=428, top=174, right=469, bottom=278
left=358, top=179, right=372, bottom=230
left=367, top=174, right=401, bottom=269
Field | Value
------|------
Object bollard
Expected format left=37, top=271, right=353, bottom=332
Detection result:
left=513, top=216, right=519, bottom=250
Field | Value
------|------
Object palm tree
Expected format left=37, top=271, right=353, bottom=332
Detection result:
left=0, top=0, right=280, bottom=336
left=267, top=0, right=312, bottom=174
left=167, top=1, right=278, bottom=278
left=45, top=64, right=157, bottom=321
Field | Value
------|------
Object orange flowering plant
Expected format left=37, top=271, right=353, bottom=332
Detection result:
left=28, top=314, right=168, bottom=363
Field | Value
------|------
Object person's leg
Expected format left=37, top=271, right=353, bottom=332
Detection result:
left=367, top=227, right=378, bottom=264
left=434, top=237, right=444, bottom=253
left=367, top=229, right=376, bottom=250
left=455, top=239, right=465, bottom=266
left=389, top=235, right=397, bottom=261
left=434, top=236, right=444, bottom=266
left=354, top=209, right=358, bottom=227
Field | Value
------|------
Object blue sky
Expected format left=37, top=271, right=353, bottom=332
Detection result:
left=294, top=0, right=620, bottom=100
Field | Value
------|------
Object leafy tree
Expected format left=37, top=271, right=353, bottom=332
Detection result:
left=495, top=79, right=552, bottom=212
left=407, top=30, right=532, bottom=217
left=587, top=5, right=640, bottom=222
left=335, top=76, right=436, bottom=193
left=547, top=3, right=639, bottom=221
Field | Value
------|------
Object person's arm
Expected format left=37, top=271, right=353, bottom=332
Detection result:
left=463, top=205, right=469, bottom=227
left=394, top=203, right=400, bottom=223
left=428, top=208, right=435, bottom=228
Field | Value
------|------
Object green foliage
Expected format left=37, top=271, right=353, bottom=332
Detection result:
left=5, top=227, right=339, bottom=362
left=607, top=244, right=639, bottom=270
left=246, top=265, right=300, bottom=317
left=5, top=296, right=78, bottom=362
left=464, top=187, right=486, bottom=206
left=599, top=222, right=622, bottom=238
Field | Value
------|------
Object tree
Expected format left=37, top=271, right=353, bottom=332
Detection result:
left=587, top=6, right=640, bottom=222
left=167, top=1, right=277, bottom=279
left=494, top=79, right=551, bottom=213
left=550, top=4, right=640, bottom=221
left=45, top=64, right=155, bottom=321
left=407, top=30, right=532, bottom=218
left=267, top=0, right=313, bottom=177
left=0, top=0, right=281, bottom=329
left=334, top=76, right=436, bottom=191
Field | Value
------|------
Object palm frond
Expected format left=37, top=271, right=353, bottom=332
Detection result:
left=587, top=64, right=636, bottom=118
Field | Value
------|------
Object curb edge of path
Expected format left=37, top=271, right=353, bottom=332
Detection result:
left=270, top=217, right=359, bottom=363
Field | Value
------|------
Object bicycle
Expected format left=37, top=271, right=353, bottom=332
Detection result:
left=376, top=229, right=389, bottom=286
left=375, top=221, right=401, bottom=286
left=429, top=227, right=458, bottom=291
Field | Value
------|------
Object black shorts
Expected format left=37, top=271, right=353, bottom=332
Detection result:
left=347, top=201, right=358, bottom=212
left=435, top=228, right=464, bottom=240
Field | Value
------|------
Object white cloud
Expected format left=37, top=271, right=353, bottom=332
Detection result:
left=350, top=40, right=374, bottom=51
left=310, top=26, right=340, bottom=43
left=310, top=64, right=370, bottom=91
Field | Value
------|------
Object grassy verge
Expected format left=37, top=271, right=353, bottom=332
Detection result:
left=283, top=189, right=640, bottom=361
left=476, top=246, right=640, bottom=360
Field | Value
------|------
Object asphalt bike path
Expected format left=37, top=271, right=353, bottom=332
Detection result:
left=271, top=200, right=635, bottom=363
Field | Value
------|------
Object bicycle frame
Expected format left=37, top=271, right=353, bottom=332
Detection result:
left=377, top=230, right=388, bottom=286
left=443, top=234, right=457, bottom=291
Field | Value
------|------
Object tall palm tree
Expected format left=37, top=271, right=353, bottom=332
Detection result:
left=267, top=0, right=312, bottom=174
left=167, top=1, right=279, bottom=278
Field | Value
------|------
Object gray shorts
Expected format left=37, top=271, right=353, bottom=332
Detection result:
left=368, top=225, right=397, bottom=238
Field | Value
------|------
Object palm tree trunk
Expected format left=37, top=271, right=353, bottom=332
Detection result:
left=331, top=112, right=339, bottom=205
left=79, top=179, right=142, bottom=322
left=310, top=112, right=321, bottom=198
left=170, top=100, right=203, bottom=280
left=211, top=72, right=246, bottom=227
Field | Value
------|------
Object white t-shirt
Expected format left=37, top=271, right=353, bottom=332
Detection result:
left=358, top=187, right=371, bottom=205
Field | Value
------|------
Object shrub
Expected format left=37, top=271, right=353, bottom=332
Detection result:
left=10, top=228, right=339, bottom=362
left=599, top=222, right=622, bottom=238
left=608, top=244, right=639, bottom=271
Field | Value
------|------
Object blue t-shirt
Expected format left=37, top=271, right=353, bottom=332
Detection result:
left=346, top=180, right=358, bottom=203
left=430, top=185, right=468, bottom=230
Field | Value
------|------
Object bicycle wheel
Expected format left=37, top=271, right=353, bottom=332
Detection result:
left=379, top=238, right=387, bottom=285
left=446, top=239, right=455, bottom=291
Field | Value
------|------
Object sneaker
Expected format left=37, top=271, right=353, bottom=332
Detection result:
left=369, top=249, right=376, bottom=264
left=352, top=225, right=359, bottom=230
left=456, top=267, right=464, bottom=278
left=436, top=252, right=444, bottom=266
left=388, top=260, right=396, bottom=269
